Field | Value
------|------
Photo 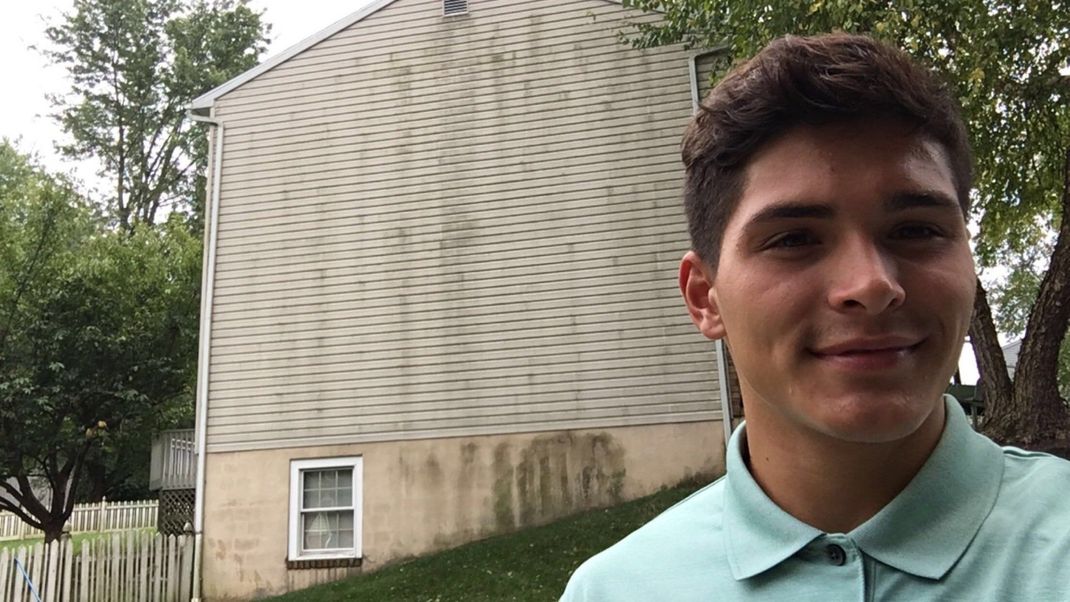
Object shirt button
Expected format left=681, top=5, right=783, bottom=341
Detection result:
left=826, top=544, right=847, bottom=566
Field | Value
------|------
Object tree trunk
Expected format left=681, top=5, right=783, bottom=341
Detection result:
left=0, top=477, right=69, bottom=543
left=983, top=145, right=1070, bottom=446
left=41, top=519, right=65, bottom=544
left=1009, top=146, right=1070, bottom=445
left=84, top=459, right=108, bottom=504
left=0, top=445, right=91, bottom=545
left=970, top=280, right=1014, bottom=435
left=117, top=124, right=128, bottom=232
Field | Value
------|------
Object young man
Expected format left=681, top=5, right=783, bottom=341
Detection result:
left=561, top=33, right=1070, bottom=601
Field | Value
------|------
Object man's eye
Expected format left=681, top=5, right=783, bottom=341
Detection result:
left=764, top=231, right=817, bottom=249
left=892, top=224, right=944, bottom=240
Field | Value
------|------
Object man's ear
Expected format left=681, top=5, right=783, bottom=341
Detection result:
left=679, top=250, right=726, bottom=340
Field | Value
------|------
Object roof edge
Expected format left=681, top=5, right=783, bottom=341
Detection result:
left=190, top=0, right=400, bottom=110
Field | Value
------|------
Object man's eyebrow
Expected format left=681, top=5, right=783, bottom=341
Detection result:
left=886, top=191, right=960, bottom=212
left=741, top=193, right=960, bottom=230
left=744, top=202, right=835, bottom=226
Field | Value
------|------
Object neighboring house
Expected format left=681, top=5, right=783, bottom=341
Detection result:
left=950, top=339, right=1025, bottom=423
left=1002, top=339, right=1022, bottom=379
left=189, top=0, right=731, bottom=598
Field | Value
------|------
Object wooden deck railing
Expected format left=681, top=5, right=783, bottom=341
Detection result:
left=148, top=430, right=196, bottom=491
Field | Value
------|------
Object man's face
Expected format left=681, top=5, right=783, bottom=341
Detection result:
left=681, top=120, right=976, bottom=444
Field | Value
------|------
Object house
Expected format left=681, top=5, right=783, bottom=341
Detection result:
left=1001, top=339, right=1022, bottom=378
left=187, top=0, right=732, bottom=598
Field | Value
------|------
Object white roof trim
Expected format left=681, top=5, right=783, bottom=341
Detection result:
left=190, top=0, right=629, bottom=111
left=190, top=0, right=401, bottom=110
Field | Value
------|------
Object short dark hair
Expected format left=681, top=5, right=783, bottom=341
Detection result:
left=681, top=33, right=973, bottom=268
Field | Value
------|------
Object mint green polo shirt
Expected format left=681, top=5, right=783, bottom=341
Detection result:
left=561, top=397, right=1070, bottom=601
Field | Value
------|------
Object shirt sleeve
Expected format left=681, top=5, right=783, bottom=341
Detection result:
left=559, top=562, right=594, bottom=601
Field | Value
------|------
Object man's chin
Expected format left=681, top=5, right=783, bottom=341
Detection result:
left=808, top=394, right=945, bottom=444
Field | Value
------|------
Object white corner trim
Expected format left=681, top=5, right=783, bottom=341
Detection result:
left=288, top=456, right=364, bottom=561
left=186, top=109, right=224, bottom=602
left=191, top=0, right=401, bottom=110
left=687, top=47, right=735, bottom=454
left=715, top=340, right=734, bottom=448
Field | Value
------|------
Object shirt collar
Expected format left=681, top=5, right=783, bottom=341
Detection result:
left=722, top=422, right=823, bottom=580
left=850, top=396, right=1004, bottom=579
left=722, top=395, right=1004, bottom=581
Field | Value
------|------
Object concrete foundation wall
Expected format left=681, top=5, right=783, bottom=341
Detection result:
left=201, top=421, right=724, bottom=600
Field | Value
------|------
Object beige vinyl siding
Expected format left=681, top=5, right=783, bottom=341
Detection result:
left=205, top=0, right=720, bottom=453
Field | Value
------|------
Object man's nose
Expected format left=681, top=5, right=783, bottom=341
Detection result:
left=826, top=240, right=906, bottom=314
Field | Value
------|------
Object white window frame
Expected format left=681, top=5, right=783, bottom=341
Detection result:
left=288, top=456, right=363, bottom=561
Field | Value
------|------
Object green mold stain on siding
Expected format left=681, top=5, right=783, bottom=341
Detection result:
left=490, top=432, right=627, bottom=532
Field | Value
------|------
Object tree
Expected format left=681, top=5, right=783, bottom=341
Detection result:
left=620, top=0, right=1070, bottom=447
left=0, top=141, right=202, bottom=541
left=990, top=240, right=1070, bottom=400
left=33, top=0, right=270, bottom=506
left=41, top=0, right=270, bottom=233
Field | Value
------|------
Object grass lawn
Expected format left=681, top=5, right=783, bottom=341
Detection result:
left=268, top=483, right=705, bottom=602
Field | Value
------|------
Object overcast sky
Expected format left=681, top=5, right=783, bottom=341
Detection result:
left=0, top=0, right=376, bottom=183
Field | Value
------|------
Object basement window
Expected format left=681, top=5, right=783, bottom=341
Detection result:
left=288, top=456, right=363, bottom=563
left=443, top=0, right=468, bottom=16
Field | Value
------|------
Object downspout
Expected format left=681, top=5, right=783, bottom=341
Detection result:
left=687, top=48, right=735, bottom=453
left=187, top=108, right=224, bottom=602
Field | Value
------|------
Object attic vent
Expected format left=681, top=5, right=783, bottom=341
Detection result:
left=443, top=0, right=468, bottom=16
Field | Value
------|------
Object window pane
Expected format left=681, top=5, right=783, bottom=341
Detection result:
left=302, top=514, right=324, bottom=550
left=321, top=488, right=337, bottom=507
left=303, top=469, right=320, bottom=510
left=302, top=468, right=356, bottom=509
left=302, top=511, right=352, bottom=550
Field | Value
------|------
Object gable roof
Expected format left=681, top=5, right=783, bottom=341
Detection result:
left=190, top=0, right=626, bottom=112
left=191, top=0, right=395, bottom=112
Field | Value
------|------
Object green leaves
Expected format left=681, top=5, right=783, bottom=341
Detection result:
left=7, top=0, right=267, bottom=515
left=1, top=141, right=202, bottom=522
left=622, top=2, right=1069, bottom=269
left=41, top=0, right=269, bottom=232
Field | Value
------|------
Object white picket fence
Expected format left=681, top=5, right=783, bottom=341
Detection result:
left=0, top=500, right=158, bottom=541
left=0, top=530, right=193, bottom=602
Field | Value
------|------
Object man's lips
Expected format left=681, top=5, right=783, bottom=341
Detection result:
left=810, top=336, right=924, bottom=357
left=809, top=336, right=925, bottom=370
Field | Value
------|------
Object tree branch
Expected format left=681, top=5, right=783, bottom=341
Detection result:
left=1009, top=144, right=1070, bottom=438
left=970, top=280, right=1014, bottom=427
left=0, top=495, right=44, bottom=531
left=14, top=473, right=49, bottom=519
left=0, top=195, right=61, bottom=353
left=62, top=440, right=93, bottom=518
left=0, top=480, right=45, bottom=529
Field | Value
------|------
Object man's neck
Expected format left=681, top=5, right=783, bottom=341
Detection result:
left=741, top=399, right=946, bottom=534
